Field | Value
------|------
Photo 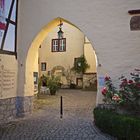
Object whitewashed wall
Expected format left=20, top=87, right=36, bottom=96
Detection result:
left=17, top=0, right=140, bottom=104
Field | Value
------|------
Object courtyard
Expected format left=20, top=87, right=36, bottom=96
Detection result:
left=0, top=89, right=114, bottom=140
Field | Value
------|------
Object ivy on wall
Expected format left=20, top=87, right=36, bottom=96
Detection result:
left=71, top=55, right=90, bottom=74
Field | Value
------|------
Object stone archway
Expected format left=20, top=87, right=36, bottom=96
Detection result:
left=24, top=17, right=99, bottom=103
left=17, top=1, right=140, bottom=108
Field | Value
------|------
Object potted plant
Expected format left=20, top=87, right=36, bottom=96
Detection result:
left=47, top=75, right=60, bottom=95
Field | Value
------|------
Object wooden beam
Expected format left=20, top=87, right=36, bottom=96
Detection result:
left=15, top=0, right=19, bottom=59
left=6, top=19, right=16, bottom=25
left=128, top=9, right=140, bottom=15
left=0, top=49, right=16, bottom=55
left=1, top=0, right=15, bottom=50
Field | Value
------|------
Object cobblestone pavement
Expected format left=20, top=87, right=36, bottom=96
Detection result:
left=0, top=90, right=115, bottom=140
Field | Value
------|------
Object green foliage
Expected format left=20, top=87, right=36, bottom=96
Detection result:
left=119, top=69, right=140, bottom=109
left=47, top=75, right=60, bottom=95
left=93, top=108, right=140, bottom=140
left=71, top=55, right=90, bottom=74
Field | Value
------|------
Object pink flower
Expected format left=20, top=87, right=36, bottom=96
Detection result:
left=112, top=94, right=121, bottom=101
left=112, top=96, right=117, bottom=101
left=101, top=87, right=107, bottom=95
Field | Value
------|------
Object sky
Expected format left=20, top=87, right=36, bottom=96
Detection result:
left=0, top=0, right=16, bottom=52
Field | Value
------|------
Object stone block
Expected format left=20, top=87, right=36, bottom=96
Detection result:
left=0, top=96, right=34, bottom=124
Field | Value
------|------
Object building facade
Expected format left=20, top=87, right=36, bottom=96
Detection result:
left=0, top=0, right=140, bottom=123
left=38, top=22, right=96, bottom=88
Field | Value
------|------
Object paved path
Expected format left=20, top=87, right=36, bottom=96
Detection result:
left=0, top=89, right=114, bottom=140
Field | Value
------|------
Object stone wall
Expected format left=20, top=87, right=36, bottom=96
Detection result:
left=83, top=73, right=97, bottom=90
left=0, top=96, right=33, bottom=124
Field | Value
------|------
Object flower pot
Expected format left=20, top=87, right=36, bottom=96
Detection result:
left=50, top=89, right=56, bottom=95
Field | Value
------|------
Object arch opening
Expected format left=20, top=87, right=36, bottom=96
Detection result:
left=25, top=17, right=98, bottom=100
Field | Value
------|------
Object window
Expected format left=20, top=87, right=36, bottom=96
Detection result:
left=52, top=39, right=58, bottom=52
left=33, top=72, right=38, bottom=84
left=52, top=38, right=66, bottom=52
left=0, top=0, right=18, bottom=55
left=41, top=62, right=46, bottom=71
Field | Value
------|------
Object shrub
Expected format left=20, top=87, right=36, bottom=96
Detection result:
left=47, top=75, right=60, bottom=95
left=119, top=69, right=140, bottom=109
left=102, top=69, right=140, bottom=109
left=101, top=76, right=122, bottom=104
left=94, top=108, right=140, bottom=140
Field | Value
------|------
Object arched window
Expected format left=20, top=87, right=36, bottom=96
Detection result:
left=0, top=0, right=18, bottom=57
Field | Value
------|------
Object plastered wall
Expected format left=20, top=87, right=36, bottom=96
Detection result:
left=0, top=54, right=17, bottom=99
left=39, top=22, right=84, bottom=76
left=84, top=38, right=97, bottom=73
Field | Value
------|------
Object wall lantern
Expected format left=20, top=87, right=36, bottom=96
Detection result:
left=57, top=19, right=64, bottom=39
